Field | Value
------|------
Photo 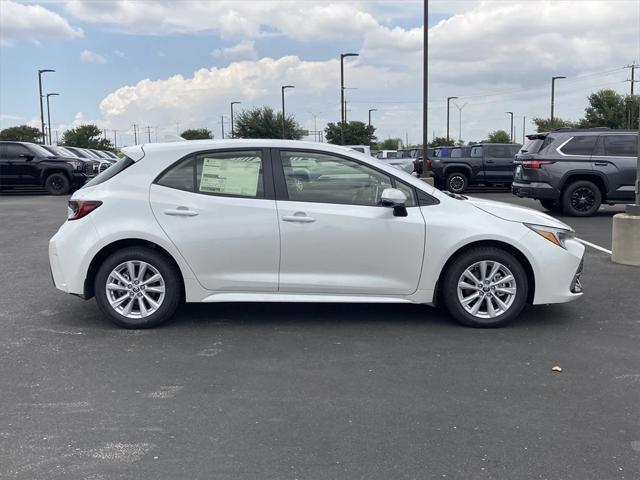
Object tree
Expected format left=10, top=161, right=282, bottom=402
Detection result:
left=532, top=117, right=578, bottom=132
left=374, top=138, right=401, bottom=150
left=325, top=121, right=376, bottom=145
left=429, top=136, right=454, bottom=147
left=0, top=124, right=43, bottom=142
left=180, top=128, right=213, bottom=140
left=579, top=89, right=639, bottom=129
left=486, top=130, right=511, bottom=143
left=62, top=124, right=113, bottom=149
left=233, top=106, right=304, bottom=139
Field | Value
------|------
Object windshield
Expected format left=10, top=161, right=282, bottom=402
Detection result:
left=29, top=144, right=55, bottom=157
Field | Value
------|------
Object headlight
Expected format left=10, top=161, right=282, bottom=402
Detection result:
left=525, top=224, right=574, bottom=249
left=67, top=160, right=83, bottom=170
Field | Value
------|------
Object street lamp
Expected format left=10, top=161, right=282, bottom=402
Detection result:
left=446, top=96, right=458, bottom=143
left=38, top=69, right=55, bottom=144
left=308, top=111, right=322, bottom=142
left=454, top=102, right=467, bottom=143
left=46, top=93, right=60, bottom=145
left=368, top=108, right=377, bottom=127
left=340, top=52, right=359, bottom=145
left=550, top=75, right=566, bottom=129
left=230, top=101, right=240, bottom=139
left=281, top=85, right=295, bottom=139
left=422, top=0, right=429, bottom=178
left=506, top=111, right=514, bottom=143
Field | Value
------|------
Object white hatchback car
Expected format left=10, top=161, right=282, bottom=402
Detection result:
left=49, top=140, right=585, bottom=329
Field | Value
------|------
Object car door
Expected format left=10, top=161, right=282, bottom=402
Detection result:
left=3, top=143, right=33, bottom=185
left=483, top=145, right=515, bottom=183
left=149, top=148, right=280, bottom=292
left=592, top=134, right=637, bottom=200
left=273, top=149, right=426, bottom=296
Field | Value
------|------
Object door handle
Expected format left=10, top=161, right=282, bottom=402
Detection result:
left=282, top=212, right=316, bottom=223
left=594, top=162, right=608, bottom=166
left=485, top=159, right=495, bottom=163
left=163, top=206, right=198, bottom=217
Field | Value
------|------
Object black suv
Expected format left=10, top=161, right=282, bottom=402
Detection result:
left=512, top=128, right=638, bottom=216
left=0, top=141, right=94, bottom=194
left=429, top=143, right=521, bottom=193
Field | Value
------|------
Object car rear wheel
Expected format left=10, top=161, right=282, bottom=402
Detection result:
left=446, top=172, right=468, bottom=194
left=442, top=247, right=528, bottom=328
left=561, top=180, right=601, bottom=217
left=44, top=173, right=71, bottom=195
left=539, top=199, right=561, bottom=213
left=94, top=247, right=181, bottom=328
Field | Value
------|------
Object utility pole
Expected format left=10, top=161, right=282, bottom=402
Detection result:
left=624, top=62, right=639, bottom=95
left=221, top=115, right=225, bottom=139
left=446, top=96, right=458, bottom=143
left=132, top=124, right=138, bottom=145
left=506, top=112, right=514, bottom=143
left=550, top=75, right=566, bottom=129
left=422, top=0, right=429, bottom=177
left=522, top=117, right=526, bottom=144
left=309, top=111, right=322, bottom=142
left=453, top=102, right=467, bottom=143
left=146, top=126, right=152, bottom=143
left=230, top=101, right=240, bottom=138
left=281, top=85, right=295, bottom=139
left=340, top=52, right=359, bottom=145
left=38, top=69, right=55, bottom=144
left=45, top=93, right=59, bottom=145
left=113, top=130, right=117, bottom=148
left=55, top=130, right=59, bottom=145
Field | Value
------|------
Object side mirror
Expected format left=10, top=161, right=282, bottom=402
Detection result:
left=380, top=188, right=408, bottom=217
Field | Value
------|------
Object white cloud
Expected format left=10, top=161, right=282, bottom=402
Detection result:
left=213, top=40, right=257, bottom=62
left=0, top=0, right=83, bottom=47
left=80, top=49, right=107, bottom=64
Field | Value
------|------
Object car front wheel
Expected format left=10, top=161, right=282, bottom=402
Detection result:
left=44, top=173, right=71, bottom=195
left=94, top=247, right=181, bottom=328
left=442, top=247, right=528, bottom=328
left=446, top=172, right=468, bottom=194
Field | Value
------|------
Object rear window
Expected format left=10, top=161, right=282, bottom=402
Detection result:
left=559, top=136, right=597, bottom=156
left=82, top=156, right=135, bottom=188
left=602, top=135, right=638, bottom=156
left=519, top=139, right=544, bottom=154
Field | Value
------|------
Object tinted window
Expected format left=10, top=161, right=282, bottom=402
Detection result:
left=470, top=146, right=483, bottom=158
left=195, top=151, right=263, bottom=198
left=28, top=143, right=55, bottom=157
left=487, top=146, right=512, bottom=158
left=281, top=151, right=392, bottom=206
left=603, top=135, right=638, bottom=156
left=560, top=136, right=597, bottom=156
left=157, top=157, right=195, bottom=191
left=5, top=144, right=30, bottom=157
left=82, top=156, right=135, bottom=188
left=450, top=148, right=463, bottom=158
left=519, top=139, right=544, bottom=154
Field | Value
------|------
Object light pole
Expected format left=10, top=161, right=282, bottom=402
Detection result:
left=453, top=102, right=467, bottom=143
left=281, top=85, right=295, bottom=139
left=340, top=52, right=359, bottom=145
left=45, top=93, right=59, bottom=145
left=446, top=96, right=458, bottom=143
left=308, top=111, right=322, bottom=142
left=38, top=69, right=55, bottom=144
left=506, top=111, right=514, bottom=143
left=550, top=75, right=566, bottom=129
left=368, top=108, right=377, bottom=127
left=230, top=101, right=240, bottom=139
left=422, top=0, right=429, bottom=178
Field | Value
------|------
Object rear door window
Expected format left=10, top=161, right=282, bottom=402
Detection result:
left=602, top=135, right=638, bottom=156
left=470, top=146, right=483, bottom=158
left=487, top=146, right=511, bottom=158
left=559, top=136, right=597, bottom=156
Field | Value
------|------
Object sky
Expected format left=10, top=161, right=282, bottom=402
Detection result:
left=0, top=0, right=639, bottom=147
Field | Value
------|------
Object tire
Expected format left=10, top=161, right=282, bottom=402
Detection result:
left=44, top=173, right=71, bottom=195
left=442, top=247, right=528, bottom=328
left=445, top=172, right=468, bottom=194
left=561, top=180, right=601, bottom=217
left=94, top=247, right=181, bottom=328
left=539, top=199, right=561, bottom=213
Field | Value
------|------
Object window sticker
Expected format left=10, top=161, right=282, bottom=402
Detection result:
left=199, top=156, right=261, bottom=196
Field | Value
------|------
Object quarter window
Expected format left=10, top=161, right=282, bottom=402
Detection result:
left=281, top=151, right=392, bottom=206
left=560, top=136, right=597, bottom=156
left=602, top=135, right=638, bottom=156
left=487, top=146, right=512, bottom=158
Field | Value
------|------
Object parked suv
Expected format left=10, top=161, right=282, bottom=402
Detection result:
left=512, top=128, right=638, bottom=216
left=430, top=143, right=521, bottom=193
left=0, top=141, right=94, bottom=194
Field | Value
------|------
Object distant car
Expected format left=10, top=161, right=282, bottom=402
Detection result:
left=0, top=141, right=94, bottom=194
left=49, top=139, right=585, bottom=329
left=430, top=143, right=521, bottom=193
left=42, top=145, right=100, bottom=176
left=65, top=147, right=112, bottom=173
left=375, top=150, right=414, bottom=174
left=90, top=149, right=118, bottom=163
left=512, top=128, right=638, bottom=216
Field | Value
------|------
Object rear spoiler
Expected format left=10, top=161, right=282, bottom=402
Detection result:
left=121, top=144, right=146, bottom=162
left=526, top=133, right=548, bottom=140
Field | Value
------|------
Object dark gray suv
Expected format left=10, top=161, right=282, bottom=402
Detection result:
left=512, top=128, right=638, bottom=216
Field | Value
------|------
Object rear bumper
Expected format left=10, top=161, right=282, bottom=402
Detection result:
left=512, top=181, right=559, bottom=201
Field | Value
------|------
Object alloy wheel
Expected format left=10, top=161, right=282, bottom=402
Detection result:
left=456, top=260, right=517, bottom=319
left=448, top=175, right=466, bottom=193
left=570, top=187, right=596, bottom=213
left=105, top=261, right=166, bottom=319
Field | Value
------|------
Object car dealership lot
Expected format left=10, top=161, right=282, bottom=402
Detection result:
left=1, top=193, right=638, bottom=479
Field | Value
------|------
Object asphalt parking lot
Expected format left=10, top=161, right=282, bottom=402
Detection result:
left=1, top=192, right=638, bottom=480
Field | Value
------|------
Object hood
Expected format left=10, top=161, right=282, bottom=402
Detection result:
left=466, top=196, right=572, bottom=230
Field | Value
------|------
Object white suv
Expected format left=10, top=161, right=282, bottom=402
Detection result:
left=49, top=140, right=585, bottom=329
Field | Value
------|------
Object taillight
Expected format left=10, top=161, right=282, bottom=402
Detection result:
left=426, top=159, right=432, bottom=169
left=68, top=200, right=102, bottom=220
left=521, top=160, right=554, bottom=169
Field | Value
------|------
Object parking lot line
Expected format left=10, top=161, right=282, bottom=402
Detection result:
left=575, top=238, right=612, bottom=255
